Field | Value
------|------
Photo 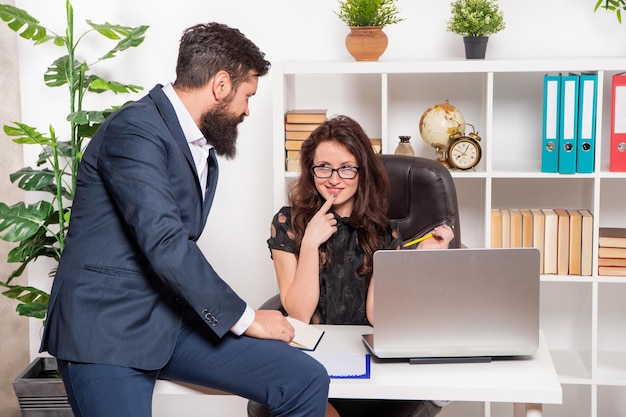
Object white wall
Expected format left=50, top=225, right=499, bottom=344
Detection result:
left=13, top=0, right=626, bottom=414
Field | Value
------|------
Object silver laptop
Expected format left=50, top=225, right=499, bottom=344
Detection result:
left=363, top=248, right=540, bottom=363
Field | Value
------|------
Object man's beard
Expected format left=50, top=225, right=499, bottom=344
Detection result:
left=199, top=100, right=244, bottom=160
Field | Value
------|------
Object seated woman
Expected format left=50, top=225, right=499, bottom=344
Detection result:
left=249, top=115, right=454, bottom=417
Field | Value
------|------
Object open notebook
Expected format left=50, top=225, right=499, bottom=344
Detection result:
left=286, top=317, right=324, bottom=351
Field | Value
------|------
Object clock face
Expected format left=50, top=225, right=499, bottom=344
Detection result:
left=448, top=138, right=481, bottom=170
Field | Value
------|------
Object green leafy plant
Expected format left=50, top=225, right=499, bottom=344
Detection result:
left=0, top=1, right=148, bottom=319
left=446, top=0, right=505, bottom=37
left=335, top=0, right=405, bottom=27
left=594, top=0, right=626, bottom=23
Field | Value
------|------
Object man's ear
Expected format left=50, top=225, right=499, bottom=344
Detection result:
left=213, top=71, right=232, bottom=100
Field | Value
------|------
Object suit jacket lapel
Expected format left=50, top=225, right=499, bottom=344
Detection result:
left=150, top=84, right=210, bottom=198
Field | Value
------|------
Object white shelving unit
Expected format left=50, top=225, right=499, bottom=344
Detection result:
left=271, top=58, right=626, bottom=417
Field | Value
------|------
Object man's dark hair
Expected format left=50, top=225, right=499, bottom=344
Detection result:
left=174, top=22, right=271, bottom=91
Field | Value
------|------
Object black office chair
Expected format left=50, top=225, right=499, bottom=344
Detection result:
left=379, top=154, right=461, bottom=249
left=259, top=154, right=462, bottom=312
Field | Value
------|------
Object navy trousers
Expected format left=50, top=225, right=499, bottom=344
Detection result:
left=57, top=309, right=329, bottom=417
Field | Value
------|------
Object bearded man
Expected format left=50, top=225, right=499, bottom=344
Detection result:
left=41, top=22, right=329, bottom=417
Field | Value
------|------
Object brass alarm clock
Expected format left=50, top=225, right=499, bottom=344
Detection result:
left=446, top=124, right=482, bottom=170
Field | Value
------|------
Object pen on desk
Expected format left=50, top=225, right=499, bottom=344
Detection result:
left=403, top=233, right=433, bottom=247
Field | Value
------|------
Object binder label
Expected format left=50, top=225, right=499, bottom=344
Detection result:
left=546, top=81, right=559, bottom=138
left=615, top=86, right=626, bottom=134
left=580, top=79, right=595, bottom=139
left=563, top=80, right=577, bottom=140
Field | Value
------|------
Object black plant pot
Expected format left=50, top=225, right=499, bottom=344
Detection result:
left=463, top=36, right=489, bottom=59
left=12, top=357, right=73, bottom=417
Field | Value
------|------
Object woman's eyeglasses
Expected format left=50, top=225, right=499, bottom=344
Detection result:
left=311, top=165, right=359, bottom=179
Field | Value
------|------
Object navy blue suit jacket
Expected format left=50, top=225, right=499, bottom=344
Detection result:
left=41, top=85, right=247, bottom=370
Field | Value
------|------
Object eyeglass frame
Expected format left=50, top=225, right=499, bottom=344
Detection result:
left=311, top=165, right=360, bottom=179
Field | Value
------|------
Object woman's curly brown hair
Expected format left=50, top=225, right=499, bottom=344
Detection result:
left=288, top=115, right=390, bottom=276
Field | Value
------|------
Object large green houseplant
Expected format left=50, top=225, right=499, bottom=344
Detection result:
left=446, top=0, right=505, bottom=59
left=0, top=1, right=148, bottom=321
left=594, top=0, right=626, bottom=23
left=335, top=0, right=405, bottom=61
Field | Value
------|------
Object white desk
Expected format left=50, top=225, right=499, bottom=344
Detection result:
left=156, top=325, right=562, bottom=417
left=312, top=325, right=561, bottom=417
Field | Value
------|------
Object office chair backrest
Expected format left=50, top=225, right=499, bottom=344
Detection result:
left=378, top=154, right=462, bottom=249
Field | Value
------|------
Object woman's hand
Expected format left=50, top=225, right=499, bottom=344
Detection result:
left=278, top=196, right=337, bottom=322
left=418, top=224, right=455, bottom=249
left=301, top=195, right=338, bottom=248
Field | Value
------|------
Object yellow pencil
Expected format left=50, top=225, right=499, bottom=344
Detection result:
left=403, top=233, right=433, bottom=247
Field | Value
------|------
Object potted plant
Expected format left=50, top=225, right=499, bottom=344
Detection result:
left=446, top=0, right=505, bottom=59
left=0, top=1, right=147, bottom=414
left=335, top=0, right=405, bottom=61
left=594, top=0, right=626, bottom=23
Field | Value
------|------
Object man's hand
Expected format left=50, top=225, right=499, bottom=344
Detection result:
left=244, top=309, right=295, bottom=343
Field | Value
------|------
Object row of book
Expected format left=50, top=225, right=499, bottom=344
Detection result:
left=541, top=71, right=626, bottom=174
left=491, top=208, right=593, bottom=276
left=283, top=109, right=381, bottom=172
left=598, top=227, right=626, bottom=277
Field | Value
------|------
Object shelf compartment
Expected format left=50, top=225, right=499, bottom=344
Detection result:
left=540, top=281, right=593, bottom=379
left=491, top=178, right=595, bottom=210
left=492, top=71, right=544, bottom=172
left=597, top=283, right=626, bottom=382
left=543, top=384, right=592, bottom=417
left=597, top=385, right=626, bottom=417
left=386, top=72, right=486, bottom=163
left=598, top=178, right=626, bottom=228
left=550, top=349, right=592, bottom=384
left=596, top=351, right=626, bottom=383
left=285, top=73, right=383, bottom=139
left=452, top=177, right=486, bottom=248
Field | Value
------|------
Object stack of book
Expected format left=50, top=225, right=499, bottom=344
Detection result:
left=598, top=227, right=626, bottom=276
left=491, top=208, right=593, bottom=276
left=285, top=109, right=327, bottom=172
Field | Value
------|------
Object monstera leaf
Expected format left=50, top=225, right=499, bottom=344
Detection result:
left=0, top=201, right=54, bottom=243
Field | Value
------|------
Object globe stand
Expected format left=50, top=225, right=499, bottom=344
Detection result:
left=432, top=143, right=451, bottom=169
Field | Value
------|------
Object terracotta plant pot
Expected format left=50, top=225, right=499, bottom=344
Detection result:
left=345, top=26, right=388, bottom=61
